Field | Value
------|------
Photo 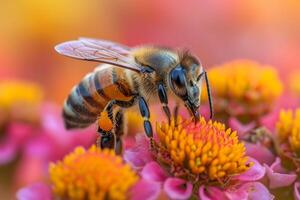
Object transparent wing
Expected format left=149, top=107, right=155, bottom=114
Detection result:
left=55, top=38, right=141, bottom=72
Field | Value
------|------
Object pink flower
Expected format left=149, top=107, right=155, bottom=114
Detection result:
left=125, top=134, right=273, bottom=199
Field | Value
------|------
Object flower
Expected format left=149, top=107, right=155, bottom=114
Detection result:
left=14, top=103, right=96, bottom=187
left=17, top=145, right=140, bottom=200
left=276, top=108, right=300, bottom=153
left=125, top=117, right=271, bottom=199
left=288, top=70, right=300, bottom=97
left=261, top=109, right=300, bottom=199
left=0, top=80, right=43, bottom=109
left=202, top=60, right=283, bottom=123
left=0, top=80, right=43, bottom=123
left=156, top=117, right=250, bottom=181
left=0, top=80, right=43, bottom=165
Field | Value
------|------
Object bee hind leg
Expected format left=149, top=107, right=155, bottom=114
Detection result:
left=97, top=100, right=116, bottom=150
left=97, top=98, right=135, bottom=154
left=114, top=109, right=124, bottom=154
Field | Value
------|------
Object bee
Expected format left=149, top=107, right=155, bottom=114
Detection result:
left=55, top=38, right=213, bottom=154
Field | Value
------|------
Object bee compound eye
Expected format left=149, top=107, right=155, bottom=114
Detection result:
left=170, top=67, right=187, bottom=96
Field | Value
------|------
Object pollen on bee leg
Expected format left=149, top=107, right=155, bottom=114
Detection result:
left=98, top=111, right=113, bottom=132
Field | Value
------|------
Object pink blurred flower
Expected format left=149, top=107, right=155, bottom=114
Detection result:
left=260, top=95, right=299, bottom=132
left=16, top=183, right=52, bottom=200
left=0, top=122, right=35, bottom=165
left=14, top=103, right=96, bottom=187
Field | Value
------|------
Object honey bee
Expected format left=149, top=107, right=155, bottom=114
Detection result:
left=55, top=38, right=213, bottom=154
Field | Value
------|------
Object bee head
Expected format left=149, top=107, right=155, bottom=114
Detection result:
left=168, top=52, right=203, bottom=121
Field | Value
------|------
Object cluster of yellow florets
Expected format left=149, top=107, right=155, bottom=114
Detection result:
left=49, top=146, right=138, bottom=200
left=202, top=60, right=283, bottom=121
left=276, top=109, right=300, bottom=153
left=156, top=117, right=250, bottom=181
left=288, top=71, right=300, bottom=96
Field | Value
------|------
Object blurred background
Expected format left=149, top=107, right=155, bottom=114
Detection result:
left=0, top=0, right=300, bottom=199
left=1, top=0, right=299, bottom=104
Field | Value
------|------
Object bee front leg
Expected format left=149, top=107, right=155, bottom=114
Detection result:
left=158, top=83, right=171, bottom=124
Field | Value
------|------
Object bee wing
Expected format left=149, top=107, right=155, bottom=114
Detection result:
left=55, top=38, right=141, bottom=72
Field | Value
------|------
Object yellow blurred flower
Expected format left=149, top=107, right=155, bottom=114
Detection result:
left=155, top=117, right=251, bottom=183
left=49, top=145, right=138, bottom=200
left=203, top=60, right=283, bottom=122
left=0, top=80, right=43, bottom=108
left=288, top=71, right=300, bottom=96
left=276, top=109, right=300, bottom=154
left=0, top=80, right=43, bottom=124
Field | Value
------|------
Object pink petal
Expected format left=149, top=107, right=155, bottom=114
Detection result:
left=0, top=140, right=17, bottom=164
left=235, top=182, right=274, bottom=200
left=244, top=142, right=275, bottom=166
left=225, top=188, right=248, bottom=200
left=259, top=111, right=279, bottom=132
left=269, top=157, right=287, bottom=173
left=141, top=161, right=168, bottom=182
left=198, top=186, right=228, bottom=200
left=16, top=183, right=52, bottom=200
left=228, top=117, right=255, bottom=137
left=7, top=122, right=34, bottom=145
left=294, top=182, right=300, bottom=200
left=124, top=134, right=153, bottom=169
left=163, top=177, right=193, bottom=200
left=130, top=179, right=161, bottom=200
left=264, top=158, right=297, bottom=189
left=234, top=157, right=265, bottom=181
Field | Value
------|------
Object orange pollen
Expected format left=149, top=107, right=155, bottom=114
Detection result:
left=98, top=111, right=113, bottom=131
left=156, top=117, right=251, bottom=181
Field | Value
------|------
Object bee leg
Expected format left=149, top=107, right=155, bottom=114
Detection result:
left=98, top=133, right=115, bottom=149
left=97, top=100, right=116, bottom=150
left=158, top=83, right=171, bottom=124
left=97, top=98, right=136, bottom=153
left=174, top=102, right=180, bottom=125
left=138, top=96, right=154, bottom=148
left=114, top=109, right=124, bottom=154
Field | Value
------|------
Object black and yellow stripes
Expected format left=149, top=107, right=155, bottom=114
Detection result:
left=63, top=66, right=135, bottom=129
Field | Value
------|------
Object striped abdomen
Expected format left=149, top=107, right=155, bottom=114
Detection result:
left=63, top=66, right=134, bottom=129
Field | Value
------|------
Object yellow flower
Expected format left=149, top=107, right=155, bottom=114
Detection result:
left=288, top=71, right=300, bottom=96
left=155, top=117, right=251, bottom=183
left=49, top=146, right=138, bottom=200
left=0, top=80, right=43, bottom=109
left=202, top=60, right=283, bottom=121
left=0, top=80, right=43, bottom=124
left=276, top=109, right=300, bottom=153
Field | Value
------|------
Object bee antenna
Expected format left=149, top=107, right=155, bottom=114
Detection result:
left=204, top=71, right=213, bottom=119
